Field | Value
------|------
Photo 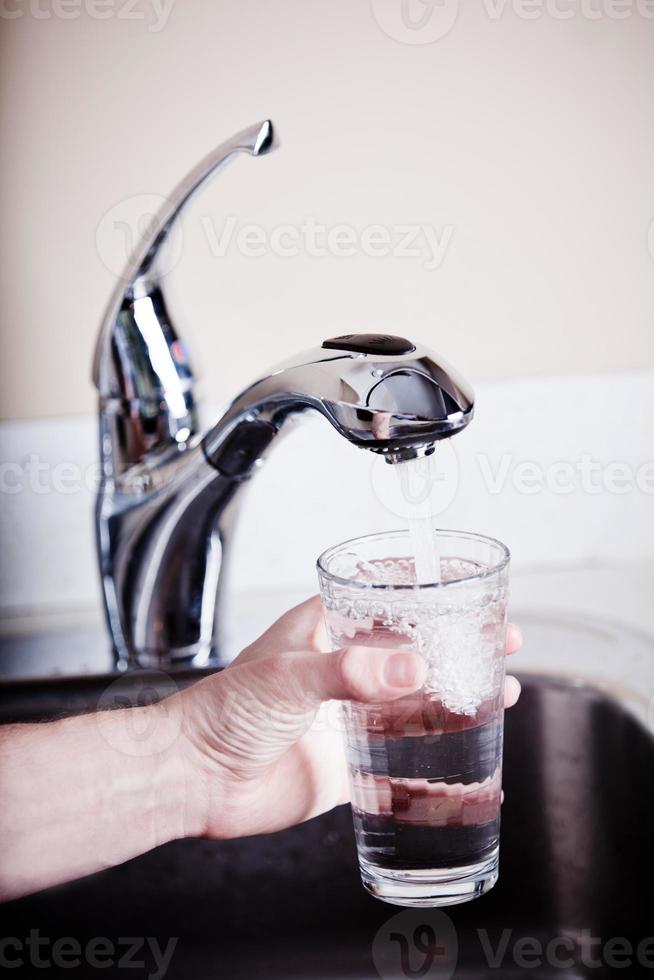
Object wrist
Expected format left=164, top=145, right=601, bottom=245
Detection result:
left=164, top=684, right=246, bottom=842
left=155, top=695, right=212, bottom=841
left=100, top=700, right=206, bottom=848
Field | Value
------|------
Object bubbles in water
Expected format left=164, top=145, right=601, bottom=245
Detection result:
left=355, top=557, right=416, bottom=586
left=323, top=554, right=504, bottom=715
left=354, top=555, right=485, bottom=587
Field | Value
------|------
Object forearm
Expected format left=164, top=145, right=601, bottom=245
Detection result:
left=0, top=701, right=200, bottom=902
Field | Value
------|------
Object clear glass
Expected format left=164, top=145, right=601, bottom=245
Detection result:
left=317, top=529, right=510, bottom=908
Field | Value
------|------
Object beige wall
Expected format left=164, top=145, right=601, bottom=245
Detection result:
left=1, top=0, right=653, bottom=421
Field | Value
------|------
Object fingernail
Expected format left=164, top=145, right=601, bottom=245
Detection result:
left=508, top=623, right=523, bottom=648
left=384, top=652, right=420, bottom=688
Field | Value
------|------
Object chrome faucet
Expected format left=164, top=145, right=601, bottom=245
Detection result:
left=93, top=120, right=475, bottom=671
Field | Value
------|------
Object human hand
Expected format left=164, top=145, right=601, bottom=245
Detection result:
left=171, top=597, right=523, bottom=841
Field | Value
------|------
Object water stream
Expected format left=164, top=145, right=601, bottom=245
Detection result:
left=395, top=455, right=441, bottom=584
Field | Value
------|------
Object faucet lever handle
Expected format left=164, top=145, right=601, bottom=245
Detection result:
left=93, top=119, right=277, bottom=396
left=132, top=118, right=277, bottom=288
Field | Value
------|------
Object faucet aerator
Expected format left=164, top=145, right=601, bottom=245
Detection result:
left=383, top=444, right=437, bottom=465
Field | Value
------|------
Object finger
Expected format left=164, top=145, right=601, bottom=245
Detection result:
left=259, top=645, right=427, bottom=711
left=504, top=674, right=521, bottom=708
left=506, top=623, right=523, bottom=656
left=234, top=595, right=327, bottom=667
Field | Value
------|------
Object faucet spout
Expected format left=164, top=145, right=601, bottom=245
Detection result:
left=203, top=333, right=474, bottom=474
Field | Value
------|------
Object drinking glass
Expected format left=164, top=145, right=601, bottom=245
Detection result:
left=317, top=529, right=510, bottom=907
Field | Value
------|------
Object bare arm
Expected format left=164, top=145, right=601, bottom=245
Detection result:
left=0, top=705, right=198, bottom=902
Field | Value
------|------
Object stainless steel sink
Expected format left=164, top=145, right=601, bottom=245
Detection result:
left=1, top=616, right=653, bottom=979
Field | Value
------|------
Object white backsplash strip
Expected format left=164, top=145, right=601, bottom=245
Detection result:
left=1, top=372, right=653, bottom=621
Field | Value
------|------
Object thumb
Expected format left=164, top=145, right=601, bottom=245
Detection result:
left=232, top=644, right=427, bottom=715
